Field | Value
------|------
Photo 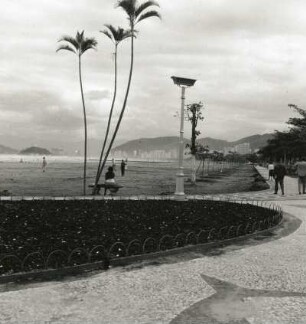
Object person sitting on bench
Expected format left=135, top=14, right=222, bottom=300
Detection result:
left=104, top=166, right=116, bottom=195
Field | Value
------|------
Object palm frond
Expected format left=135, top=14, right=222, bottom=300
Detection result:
left=105, top=24, right=118, bottom=37
left=56, top=45, right=77, bottom=54
left=135, top=0, right=159, bottom=18
left=82, top=45, right=96, bottom=54
left=101, top=29, right=114, bottom=42
left=101, top=24, right=117, bottom=43
left=117, top=0, right=136, bottom=16
left=76, top=30, right=85, bottom=45
left=102, top=25, right=133, bottom=44
left=58, top=36, right=79, bottom=50
left=117, top=27, right=134, bottom=42
left=80, top=38, right=98, bottom=54
left=136, top=10, right=161, bottom=24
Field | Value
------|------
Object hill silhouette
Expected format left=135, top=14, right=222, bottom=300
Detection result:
left=113, top=134, right=274, bottom=155
left=20, top=146, right=51, bottom=155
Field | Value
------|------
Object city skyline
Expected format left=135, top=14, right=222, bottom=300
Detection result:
left=1, top=0, right=306, bottom=150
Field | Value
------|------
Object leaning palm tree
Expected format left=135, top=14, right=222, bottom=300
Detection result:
left=95, top=0, right=160, bottom=187
left=57, top=31, right=97, bottom=196
left=93, top=25, right=132, bottom=195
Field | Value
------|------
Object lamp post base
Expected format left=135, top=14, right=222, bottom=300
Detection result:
left=174, top=193, right=187, bottom=201
left=174, top=172, right=186, bottom=201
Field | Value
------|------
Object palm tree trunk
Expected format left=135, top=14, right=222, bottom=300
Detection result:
left=93, top=46, right=118, bottom=194
left=97, top=30, right=135, bottom=182
left=79, top=55, right=87, bottom=195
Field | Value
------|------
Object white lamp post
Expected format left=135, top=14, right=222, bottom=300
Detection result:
left=171, top=76, right=197, bottom=200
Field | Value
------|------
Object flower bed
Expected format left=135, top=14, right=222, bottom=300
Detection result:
left=0, top=199, right=281, bottom=276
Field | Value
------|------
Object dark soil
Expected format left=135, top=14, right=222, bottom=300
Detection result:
left=0, top=200, right=276, bottom=261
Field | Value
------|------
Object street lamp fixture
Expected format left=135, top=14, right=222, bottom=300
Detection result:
left=171, top=76, right=197, bottom=200
left=171, top=76, right=197, bottom=87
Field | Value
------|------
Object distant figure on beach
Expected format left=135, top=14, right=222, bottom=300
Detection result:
left=294, top=158, right=306, bottom=194
left=125, top=158, right=128, bottom=170
left=273, top=162, right=287, bottom=195
left=42, top=156, right=47, bottom=172
left=267, top=161, right=274, bottom=180
left=111, top=158, right=116, bottom=171
left=104, top=166, right=115, bottom=195
left=121, top=159, right=126, bottom=176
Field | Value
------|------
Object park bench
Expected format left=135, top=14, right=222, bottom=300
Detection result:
left=89, top=183, right=123, bottom=195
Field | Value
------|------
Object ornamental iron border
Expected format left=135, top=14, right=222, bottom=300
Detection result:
left=0, top=198, right=283, bottom=277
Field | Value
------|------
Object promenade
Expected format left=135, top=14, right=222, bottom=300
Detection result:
left=0, top=167, right=305, bottom=323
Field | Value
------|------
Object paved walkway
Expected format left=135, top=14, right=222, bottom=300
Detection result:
left=0, top=167, right=305, bottom=323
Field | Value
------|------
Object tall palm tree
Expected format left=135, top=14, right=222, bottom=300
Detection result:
left=57, top=31, right=97, bottom=195
left=95, top=0, right=160, bottom=186
left=93, top=25, right=132, bottom=195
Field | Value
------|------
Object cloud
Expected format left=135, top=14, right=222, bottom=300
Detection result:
left=1, top=0, right=306, bottom=152
left=86, top=90, right=110, bottom=101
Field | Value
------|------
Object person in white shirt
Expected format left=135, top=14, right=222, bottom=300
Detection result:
left=294, top=158, right=306, bottom=194
left=267, top=161, right=274, bottom=180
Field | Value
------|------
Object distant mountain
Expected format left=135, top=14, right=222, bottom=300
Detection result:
left=197, top=133, right=274, bottom=151
left=196, top=137, right=229, bottom=151
left=20, top=146, right=51, bottom=155
left=231, top=134, right=274, bottom=150
left=112, top=136, right=190, bottom=160
left=112, top=134, right=274, bottom=158
left=0, top=144, right=18, bottom=154
left=113, top=136, right=189, bottom=152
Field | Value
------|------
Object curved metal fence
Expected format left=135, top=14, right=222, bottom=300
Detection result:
left=0, top=198, right=283, bottom=277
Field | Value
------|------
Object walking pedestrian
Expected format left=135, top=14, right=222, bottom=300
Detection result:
left=121, top=159, right=126, bottom=176
left=42, top=156, right=47, bottom=172
left=273, top=162, right=287, bottom=195
left=267, top=161, right=274, bottom=180
left=294, top=158, right=306, bottom=194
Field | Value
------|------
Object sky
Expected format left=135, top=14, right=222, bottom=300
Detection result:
left=1, top=0, right=306, bottom=155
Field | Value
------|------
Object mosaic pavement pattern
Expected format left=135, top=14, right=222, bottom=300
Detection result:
left=171, top=274, right=306, bottom=324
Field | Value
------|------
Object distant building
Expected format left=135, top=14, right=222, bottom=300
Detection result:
left=112, top=148, right=179, bottom=160
left=234, top=143, right=251, bottom=155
